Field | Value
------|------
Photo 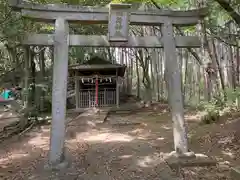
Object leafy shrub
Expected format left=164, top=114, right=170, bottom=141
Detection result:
left=199, top=99, right=221, bottom=124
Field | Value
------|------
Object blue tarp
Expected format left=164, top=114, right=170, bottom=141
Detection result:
left=1, top=90, right=11, bottom=100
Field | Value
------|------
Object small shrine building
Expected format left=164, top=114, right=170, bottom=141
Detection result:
left=68, top=56, right=126, bottom=109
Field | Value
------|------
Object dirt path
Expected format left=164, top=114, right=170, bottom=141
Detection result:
left=0, top=108, right=239, bottom=179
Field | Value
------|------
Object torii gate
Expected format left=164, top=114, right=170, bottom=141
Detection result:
left=9, top=0, right=207, bottom=166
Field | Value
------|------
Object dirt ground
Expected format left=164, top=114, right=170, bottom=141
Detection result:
left=0, top=105, right=240, bottom=179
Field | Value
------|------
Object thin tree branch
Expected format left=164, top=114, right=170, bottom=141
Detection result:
left=0, top=9, right=13, bottom=26
left=150, top=0, right=203, bottom=65
left=214, top=0, right=240, bottom=25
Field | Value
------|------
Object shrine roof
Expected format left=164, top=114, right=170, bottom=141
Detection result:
left=68, top=56, right=126, bottom=76
left=69, top=64, right=125, bottom=70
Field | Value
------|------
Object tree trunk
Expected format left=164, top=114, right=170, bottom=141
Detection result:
left=136, top=55, right=140, bottom=98
left=183, top=50, right=189, bottom=104
left=19, top=46, right=30, bottom=130
left=160, top=50, right=164, bottom=100
left=6, top=46, right=17, bottom=85
left=151, top=49, right=156, bottom=101
left=30, top=48, right=36, bottom=112
left=39, top=47, right=46, bottom=112
left=211, top=39, right=227, bottom=101
left=137, top=49, right=152, bottom=102
left=236, top=45, right=240, bottom=106
left=236, top=46, right=240, bottom=85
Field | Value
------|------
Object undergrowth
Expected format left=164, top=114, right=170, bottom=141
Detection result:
left=197, top=91, right=240, bottom=124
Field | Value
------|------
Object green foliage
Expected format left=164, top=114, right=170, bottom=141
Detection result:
left=198, top=96, right=223, bottom=124
left=200, top=110, right=220, bottom=124
left=198, top=87, right=240, bottom=125
left=225, top=87, right=240, bottom=104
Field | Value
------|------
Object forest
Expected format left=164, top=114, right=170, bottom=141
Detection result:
left=0, top=0, right=239, bottom=179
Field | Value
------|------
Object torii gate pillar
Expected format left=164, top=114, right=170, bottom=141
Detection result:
left=49, top=18, right=69, bottom=165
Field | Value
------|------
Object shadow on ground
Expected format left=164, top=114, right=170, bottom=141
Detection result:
left=0, top=107, right=239, bottom=179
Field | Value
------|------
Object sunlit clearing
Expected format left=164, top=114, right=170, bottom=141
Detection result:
left=161, top=125, right=171, bottom=130
left=157, top=137, right=165, bottom=140
left=136, top=153, right=164, bottom=168
left=77, top=132, right=135, bottom=142
left=222, top=151, right=235, bottom=158
left=79, top=108, right=99, bottom=117
left=216, top=156, right=224, bottom=161
left=38, top=116, right=51, bottom=121
left=28, top=135, right=49, bottom=150
left=130, top=128, right=151, bottom=139
left=195, top=153, right=208, bottom=158
left=39, top=127, right=50, bottom=132
left=185, top=114, right=200, bottom=121
left=131, top=128, right=144, bottom=134
left=119, top=155, right=132, bottom=159
left=218, top=137, right=234, bottom=144
left=0, top=112, right=14, bottom=118
left=137, top=136, right=147, bottom=140
left=0, top=152, right=29, bottom=165
left=159, top=152, right=174, bottom=159
left=161, top=152, right=209, bottom=160
left=219, top=160, right=230, bottom=165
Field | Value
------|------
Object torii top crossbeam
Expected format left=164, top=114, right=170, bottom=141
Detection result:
left=9, top=0, right=207, bottom=26
left=9, top=0, right=207, bottom=48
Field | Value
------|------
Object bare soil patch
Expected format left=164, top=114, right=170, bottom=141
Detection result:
left=0, top=105, right=239, bottom=179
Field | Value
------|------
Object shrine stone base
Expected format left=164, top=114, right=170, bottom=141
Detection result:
left=44, top=160, right=69, bottom=171
left=165, top=151, right=217, bottom=169
left=44, top=150, right=71, bottom=171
